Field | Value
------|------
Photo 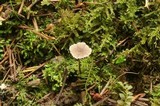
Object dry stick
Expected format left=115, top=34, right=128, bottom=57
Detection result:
left=18, top=0, right=25, bottom=14
left=23, top=63, right=45, bottom=79
left=7, top=47, right=15, bottom=80
left=100, top=78, right=111, bottom=96
left=103, top=37, right=129, bottom=63
left=2, top=69, right=11, bottom=82
left=31, top=29, right=55, bottom=40
left=1, top=41, right=18, bottom=82
left=0, top=52, right=8, bottom=65
left=35, top=13, right=52, bottom=17
left=27, top=0, right=39, bottom=19
left=133, top=100, right=149, bottom=106
left=116, top=72, right=139, bottom=81
left=150, top=74, right=153, bottom=93
left=28, top=0, right=39, bottom=9
left=11, top=52, right=17, bottom=80
left=36, top=93, right=52, bottom=103
left=138, top=98, right=150, bottom=102
left=52, top=44, right=61, bottom=55
left=19, top=25, right=55, bottom=40
left=117, top=37, right=129, bottom=46
left=17, top=50, right=22, bottom=65
left=8, top=46, right=17, bottom=81
left=27, top=12, right=31, bottom=19
left=92, top=96, right=117, bottom=106
left=86, top=83, right=96, bottom=91
left=55, top=69, right=68, bottom=104
left=32, top=17, right=39, bottom=31
left=103, top=72, right=139, bottom=90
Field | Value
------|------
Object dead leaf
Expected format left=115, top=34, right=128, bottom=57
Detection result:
left=132, top=93, right=146, bottom=102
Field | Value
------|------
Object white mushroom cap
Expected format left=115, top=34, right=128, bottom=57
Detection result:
left=69, top=42, right=92, bottom=59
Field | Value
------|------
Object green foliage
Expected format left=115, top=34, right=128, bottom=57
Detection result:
left=150, top=84, right=160, bottom=105
left=115, top=82, right=133, bottom=106
left=74, top=103, right=83, bottom=106
left=13, top=72, right=49, bottom=106
left=0, top=39, right=10, bottom=59
left=41, top=0, right=51, bottom=6
left=43, top=56, right=104, bottom=91
left=114, top=55, right=126, bottom=65
left=43, top=56, right=65, bottom=91
left=0, top=40, right=5, bottom=60
left=16, top=31, right=54, bottom=65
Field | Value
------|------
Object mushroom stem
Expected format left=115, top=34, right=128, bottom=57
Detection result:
left=78, top=59, right=81, bottom=74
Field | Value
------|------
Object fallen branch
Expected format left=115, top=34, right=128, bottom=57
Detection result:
left=92, top=97, right=117, bottom=106
left=55, top=69, right=68, bottom=104
left=18, top=0, right=25, bottom=14
left=19, top=25, right=55, bottom=40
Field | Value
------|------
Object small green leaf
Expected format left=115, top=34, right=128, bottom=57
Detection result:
left=41, top=0, right=50, bottom=6
left=115, top=55, right=126, bottom=64
left=119, top=93, right=125, bottom=100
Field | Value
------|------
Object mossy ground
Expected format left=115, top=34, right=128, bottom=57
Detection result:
left=0, top=0, right=160, bottom=106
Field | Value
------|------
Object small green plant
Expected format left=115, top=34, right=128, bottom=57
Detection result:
left=0, top=39, right=5, bottom=60
left=41, top=0, right=51, bottom=6
left=150, top=84, right=160, bottom=106
left=42, top=56, right=65, bottom=91
left=0, top=39, right=10, bottom=60
left=116, top=82, right=133, bottom=106
left=17, top=31, right=54, bottom=65
left=74, top=103, right=83, bottom=106
left=12, top=71, right=49, bottom=106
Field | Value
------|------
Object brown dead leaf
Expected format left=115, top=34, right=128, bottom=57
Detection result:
left=132, top=93, right=146, bottom=102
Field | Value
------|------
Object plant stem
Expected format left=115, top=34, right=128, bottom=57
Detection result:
left=78, top=59, right=81, bottom=74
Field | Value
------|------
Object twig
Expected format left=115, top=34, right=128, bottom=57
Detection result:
left=55, top=69, right=68, bottom=104
left=116, top=72, right=139, bottom=81
left=36, top=93, right=52, bottom=103
left=23, top=63, right=45, bottom=79
left=86, top=83, right=96, bottom=91
left=19, top=25, right=55, bottom=40
left=138, top=98, right=150, bottom=102
left=27, top=12, right=31, bottom=19
left=84, top=1, right=110, bottom=5
left=27, top=0, right=39, bottom=10
left=12, top=52, right=17, bottom=80
left=32, top=29, right=55, bottom=40
left=132, top=100, right=149, bottom=106
left=92, top=97, right=117, bottom=106
left=144, top=0, right=149, bottom=9
left=2, top=69, right=11, bottom=82
left=117, top=37, right=129, bottom=46
left=7, top=46, right=16, bottom=81
left=51, top=44, right=61, bottom=55
left=100, top=78, right=111, bottom=96
left=132, top=93, right=145, bottom=102
left=18, top=0, right=25, bottom=14
left=108, top=72, right=139, bottom=91
left=27, top=0, right=40, bottom=19
left=32, top=17, right=39, bottom=31
left=0, top=52, right=8, bottom=65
